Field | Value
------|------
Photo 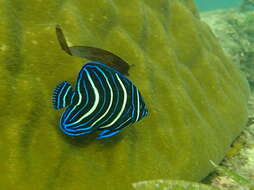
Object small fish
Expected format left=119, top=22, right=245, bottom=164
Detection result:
left=52, top=62, right=148, bottom=139
left=55, top=25, right=130, bottom=75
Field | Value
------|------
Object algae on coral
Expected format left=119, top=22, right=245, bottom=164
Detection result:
left=133, top=179, right=220, bottom=190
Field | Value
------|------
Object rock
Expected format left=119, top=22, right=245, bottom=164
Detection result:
left=201, top=9, right=254, bottom=89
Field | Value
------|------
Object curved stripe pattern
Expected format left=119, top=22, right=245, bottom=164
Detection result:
left=53, top=62, right=148, bottom=139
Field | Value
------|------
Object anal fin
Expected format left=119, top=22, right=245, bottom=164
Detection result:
left=96, top=129, right=121, bottom=139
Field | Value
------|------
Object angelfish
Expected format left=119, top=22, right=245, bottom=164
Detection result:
left=52, top=62, right=148, bottom=139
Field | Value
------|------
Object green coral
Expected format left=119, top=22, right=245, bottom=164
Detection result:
left=201, top=9, right=254, bottom=90
left=209, top=123, right=254, bottom=190
left=0, top=0, right=249, bottom=189
left=133, top=179, right=220, bottom=190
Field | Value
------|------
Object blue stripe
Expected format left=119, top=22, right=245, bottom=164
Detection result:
left=63, top=69, right=95, bottom=127
left=72, top=68, right=107, bottom=129
left=131, top=85, right=136, bottom=119
left=57, top=83, right=66, bottom=109
left=97, top=68, right=120, bottom=127
left=69, top=73, right=90, bottom=122
left=63, top=70, right=84, bottom=125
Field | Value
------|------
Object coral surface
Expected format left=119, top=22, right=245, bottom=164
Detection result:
left=201, top=9, right=254, bottom=190
left=0, top=0, right=249, bottom=189
left=201, top=9, right=254, bottom=89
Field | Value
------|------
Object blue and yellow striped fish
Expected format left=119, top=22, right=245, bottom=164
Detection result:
left=52, top=62, right=148, bottom=139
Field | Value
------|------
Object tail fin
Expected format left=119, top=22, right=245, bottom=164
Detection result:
left=52, top=81, right=74, bottom=109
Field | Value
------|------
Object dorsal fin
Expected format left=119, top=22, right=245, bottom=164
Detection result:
left=55, top=25, right=130, bottom=75
left=52, top=81, right=74, bottom=109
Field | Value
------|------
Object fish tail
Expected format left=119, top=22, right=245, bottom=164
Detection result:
left=52, top=81, right=74, bottom=109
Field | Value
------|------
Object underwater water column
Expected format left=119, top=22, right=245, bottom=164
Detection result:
left=195, top=0, right=242, bottom=11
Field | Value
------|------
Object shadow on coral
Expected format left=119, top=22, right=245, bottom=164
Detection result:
left=58, top=128, right=124, bottom=148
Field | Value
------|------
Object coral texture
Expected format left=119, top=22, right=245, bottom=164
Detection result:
left=201, top=9, right=254, bottom=89
left=0, top=0, right=249, bottom=189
